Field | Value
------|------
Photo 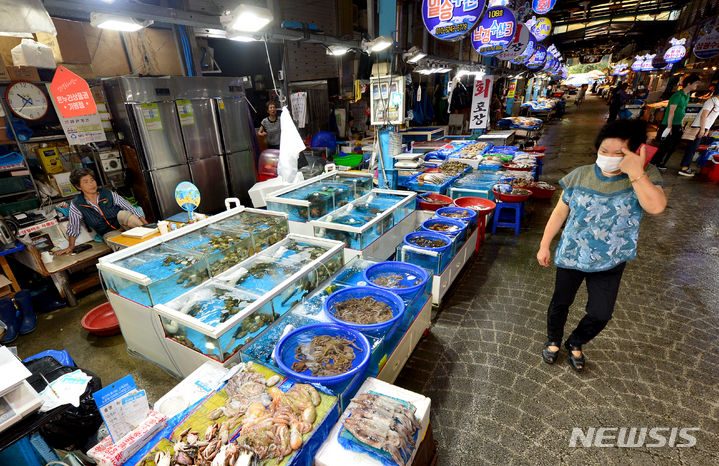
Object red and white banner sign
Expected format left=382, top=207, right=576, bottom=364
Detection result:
left=469, top=75, right=494, bottom=129
left=50, top=66, right=98, bottom=118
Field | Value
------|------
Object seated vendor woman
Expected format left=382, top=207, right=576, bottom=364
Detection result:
left=56, top=168, right=148, bottom=255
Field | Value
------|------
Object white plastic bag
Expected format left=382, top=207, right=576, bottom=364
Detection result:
left=277, top=105, right=306, bottom=183
left=0, top=0, right=56, bottom=35
left=11, top=38, right=56, bottom=68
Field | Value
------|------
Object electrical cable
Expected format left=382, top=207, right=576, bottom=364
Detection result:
left=263, top=39, right=284, bottom=104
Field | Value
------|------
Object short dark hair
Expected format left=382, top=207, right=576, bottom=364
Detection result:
left=683, top=73, right=700, bottom=87
left=70, top=168, right=95, bottom=189
left=594, top=119, right=647, bottom=152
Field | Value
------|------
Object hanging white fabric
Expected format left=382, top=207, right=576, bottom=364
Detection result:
left=277, top=106, right=306, bottom=183
left=0, top=0, right=57, bottom=36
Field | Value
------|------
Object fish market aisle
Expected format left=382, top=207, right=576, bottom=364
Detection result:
left=394, top=95, right=719, bottom=464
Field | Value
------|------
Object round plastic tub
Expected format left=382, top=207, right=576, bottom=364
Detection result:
left=524, top=146, right=546, bottom=153
left=502, top=162, right=534, bottom=171
left=403, top=231, right=452, bottom=253
left=492, top=187, right=532, bottom=202
left=81, top=302, right=121, bottom=336
left=531, top=184, right=556, bottom=199
left=417, top=193, right=453, bottom=211
left=324, top=286, right=405, bottom=339
left=453, top=197, right=496, bottom=215
left=363, top=261, right=429, bottom=298
left=275, top=323, right=371, bottom=386
left=421, top=217, right=467, bottom=241
left=435, top=206, right=478, bottom=228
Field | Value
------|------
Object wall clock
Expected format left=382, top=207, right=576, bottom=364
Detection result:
left=5, top=81, right=49, bottom=121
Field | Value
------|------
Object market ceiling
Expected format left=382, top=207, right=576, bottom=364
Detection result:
left=544, top=0, right=687, bottom=57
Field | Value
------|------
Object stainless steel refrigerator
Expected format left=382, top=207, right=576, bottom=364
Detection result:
left=103, top=77, right=256, bottom=219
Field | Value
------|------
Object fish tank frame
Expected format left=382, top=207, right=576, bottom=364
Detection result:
left=97, top=206, right=290, bottom=308
left=309, top=189, right=417, bottom=250
left=265, top=171, right=374, bottom=224
left=153, top=234, right=345, bottom=362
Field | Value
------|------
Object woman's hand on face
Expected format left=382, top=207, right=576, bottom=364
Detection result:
left=619, top=145, right=646, bottom=179
left=537, top=247, right=551, bottom=267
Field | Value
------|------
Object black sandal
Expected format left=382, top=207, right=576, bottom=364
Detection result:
left=565, top=341, right=585, bottom=372
left=542, top=341, right=561, bottom=364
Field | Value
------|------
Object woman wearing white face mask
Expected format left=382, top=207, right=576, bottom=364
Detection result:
left=536, top=120, right=667, bottom=372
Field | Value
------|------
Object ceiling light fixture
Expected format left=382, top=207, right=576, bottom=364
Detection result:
left=363, top=35, right=394, bottom=53
left=404, top=47, right=427, bottom=63
left=225, top=4, right=273, bottom=33
left=327, top=45, right=350, bottom=56
left=90, top=12, right=152, bottom=32
left=229, top=34, right=258, bottom=42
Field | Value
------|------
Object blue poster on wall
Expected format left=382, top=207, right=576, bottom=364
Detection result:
left=471, top=6, right=517, bottom=56
left=532, top=0, right=557, bottom=15
left=526, top=44, right=547, bottom=69
left=510, top=31, right=536, bottom=64
left=422, top=0, right=487, bottom=41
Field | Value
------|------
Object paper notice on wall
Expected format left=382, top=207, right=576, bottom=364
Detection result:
left=141, top=103, right=163, bottom=131
left=290, top=92, right=307, bottom=129
left=176, top=99, right=195, bottom=126
left=469, top=75, right=494, bottom=130
left=58, top=112, right=107, bottom=145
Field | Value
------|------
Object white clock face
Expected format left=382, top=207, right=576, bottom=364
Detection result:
left=6, top=81, right=49, bottom=121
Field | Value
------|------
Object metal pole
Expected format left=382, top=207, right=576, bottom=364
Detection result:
left=407, top=2, right=413, bottom=47
left=368, top=0, right=375, bottom=38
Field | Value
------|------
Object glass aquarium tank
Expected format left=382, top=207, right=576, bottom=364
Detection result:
left=154, top=234, right=345, bottom=362
left=211, top=209, right=289, bottom=251
left=98, top=244, right=211, bottom=307
left=311, top=189, right=416, bottom=250
left=265, top=171, right=373, bottom=222
left=163, top=225, right=256, bottom=276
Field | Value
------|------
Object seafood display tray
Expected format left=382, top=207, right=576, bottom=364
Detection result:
left=315, top=377, right=431, bottom=466
left=98, top=207, right=290, bottom=308
left=406, top=173, right=460, bottom=194
left=154, top=234, right=345, bottom=366
left=240, top=258, right=432, bottom=410
left=265, top=171, right=374, bottom=223
left=311, top=189, right=416, bottom=252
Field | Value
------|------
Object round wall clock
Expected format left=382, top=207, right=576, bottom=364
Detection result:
left=5, top=81, right=49, bottom=121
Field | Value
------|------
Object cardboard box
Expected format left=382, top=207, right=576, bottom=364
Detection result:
left=7, top=65, right=40, bottom=82
left=62, top=63, right=96, bottom=80
left=0, top=53, right=9, bottom=81
left=36, top=18, right=92, bottom=64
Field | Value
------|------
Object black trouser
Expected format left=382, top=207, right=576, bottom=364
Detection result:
left=652, top=125, right=683, bottom=168
left=680, top=135, right=706, bottom=168
left=546, top=262, right=626, bottom=347
left=608, top=104, right=620, bottom=121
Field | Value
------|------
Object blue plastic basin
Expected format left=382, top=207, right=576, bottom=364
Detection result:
left=435, top=206, right=477, bottom=228
left=275, top=323, right=370, bottom=386
left=324, top=286, right=405, bottom=339
left=421, top=217, right=467, bottom=241
left=363, top=261, right=429, bottom=298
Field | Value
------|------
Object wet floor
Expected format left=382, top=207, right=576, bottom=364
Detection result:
left=395, top=95, right=719, bottom=464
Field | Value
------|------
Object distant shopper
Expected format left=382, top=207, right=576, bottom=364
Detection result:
left=537, top=119, right=666, bottom=372
left=608, top=82, right=629, bottom=121
left=677, top=88, right=719, bottom=177
left=56, top=168, right=148, bottom=255
left=575, top=84, right=588, bottom=107
left=651, top=74, right=702, bottom=170
left=258, top=101, right=281, bottom=149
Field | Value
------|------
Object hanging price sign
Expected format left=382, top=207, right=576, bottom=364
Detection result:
left=664, top=37, right=686, bottom=64
left=471, top=7, right=517, bottom=56
left=530, top=16, right=551, bottom=41
left=422, top=0, right=487, bottom=41
left=641, top=54, right=655, bottom=71
left=49, top=66, right=98, bottom=118
left=631, top=55, right=644, bottom=71
left=496, top=23, right=531, bottom=60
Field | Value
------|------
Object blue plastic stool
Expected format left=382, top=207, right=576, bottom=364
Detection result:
left=491, top=201, right=523, bottom=235
left=535, top=160, right=543, bottom=179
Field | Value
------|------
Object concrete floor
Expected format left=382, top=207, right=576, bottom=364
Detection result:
left=395, top=96, right=719, bottom=464
left=10, top=95, right=719, bottom=463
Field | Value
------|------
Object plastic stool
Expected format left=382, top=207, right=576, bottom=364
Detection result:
left=535, top=160, right=543, bottom=180
left=491, top=202, right=523, bottom=235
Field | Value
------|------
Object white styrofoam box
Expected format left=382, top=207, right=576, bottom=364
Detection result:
left=431, top=227, right=478, bottom=305
left=11, top=39, right=56, bottom=68
left=0, top=381, right=42, bottom=434
left=315, top=377, right=431, bottom=466
left=248, top=177, right=289, bottom=208
left=0, top=346, right=32, bottom=398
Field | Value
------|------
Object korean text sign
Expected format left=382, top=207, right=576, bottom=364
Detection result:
left=422, top=0, right=487, bottom=41
left=49, top=66, right=98, bottom=118
left=469, top=75, right=494, bottom=129
left=472, top=7, right=516, bottom=56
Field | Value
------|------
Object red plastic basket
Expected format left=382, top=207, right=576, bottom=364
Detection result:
left=524, top=146, right=546, bottom=153
left=453, top=197, right=496, bottom=215
left=82, top=302, right=121, bottom=336
left=502, top=162, right=534, bottom=171
left=531, top=185, right=556, bottom=199
left=492, top=188, right=532, bottom=202
left=417, top=193, right=453, bottom=211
